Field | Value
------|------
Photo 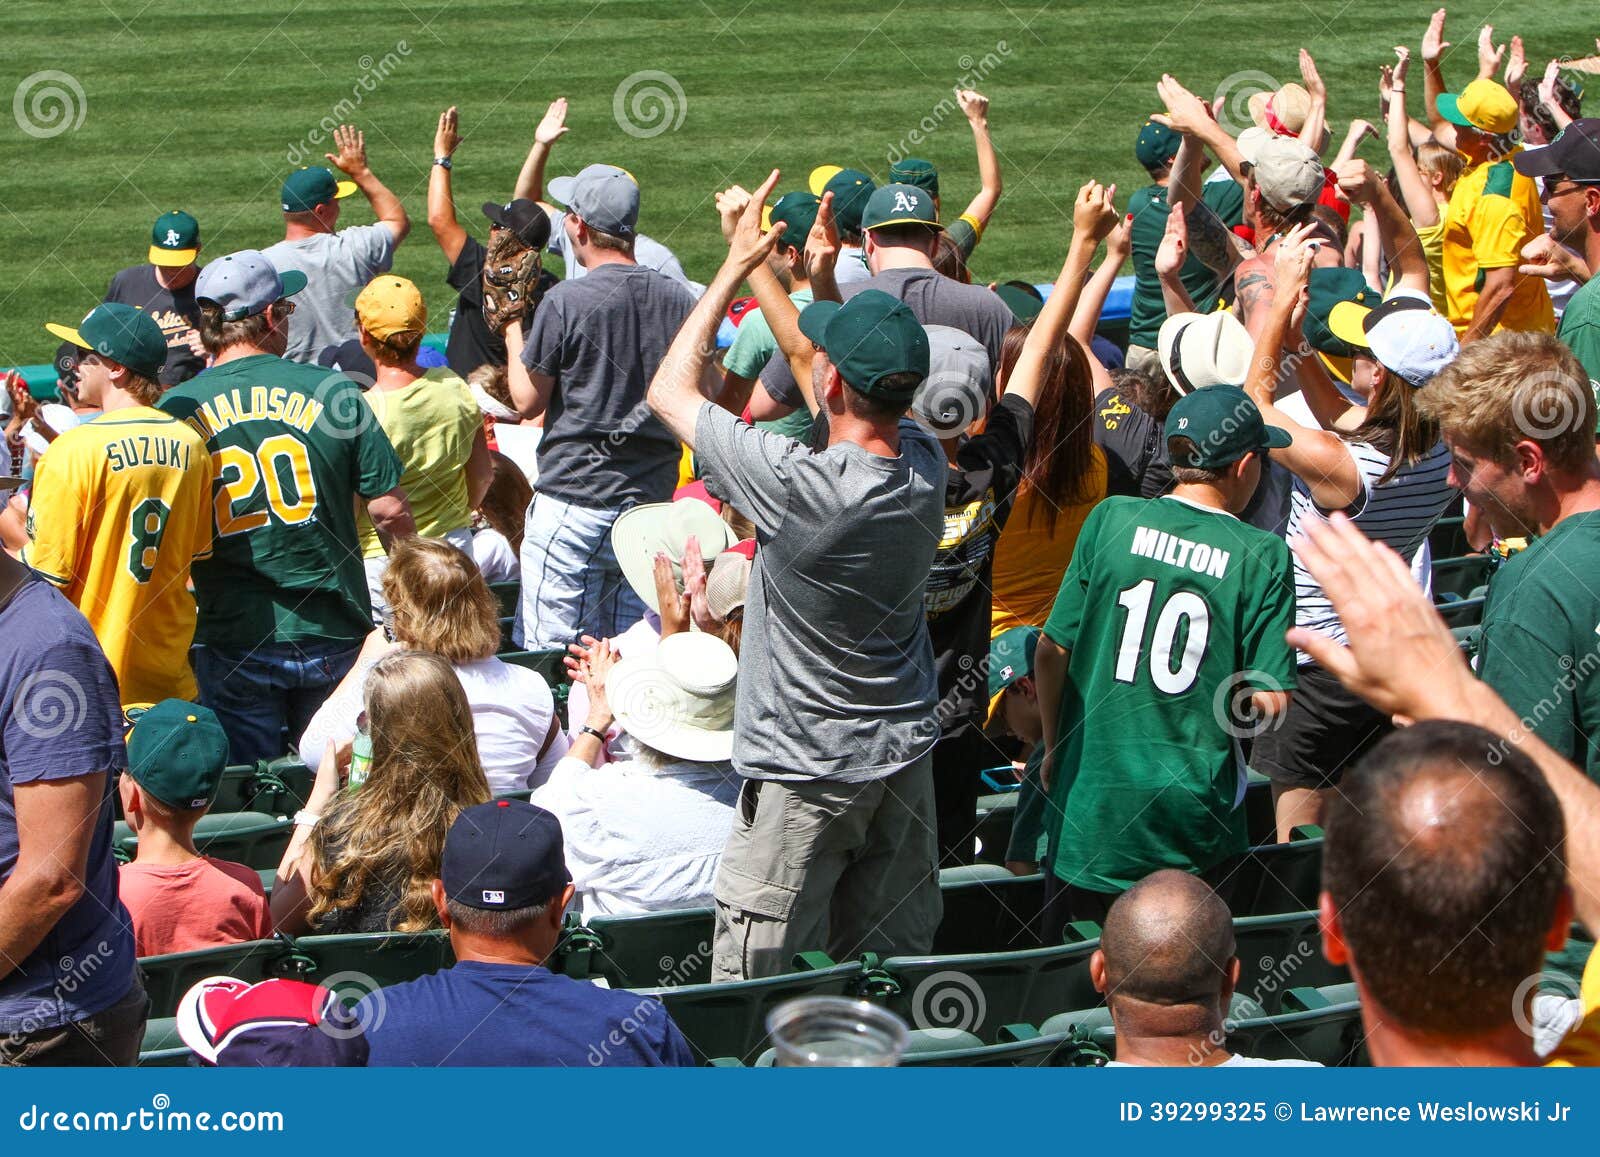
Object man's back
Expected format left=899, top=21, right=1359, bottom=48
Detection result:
left=355, top=369, right=480, bottom=556
left=1128, top=181, right=1244, bottom=348
left=521, top=263, right=697, bottom=508
left=158, top=354, right=402, bottom=648
left=1044, top=494, right=1297, bottom=891
left=262, top=226, right=396, bottom=362
left=24, top=409, right=212, bottom=705
left=104, top=266, right=205, bottom=386
left=693, top=406, right=947, bottom=783
left=845, top=268, right=1014, bottom=373
left=359, top=961, right=694, bottom=1066
left=1442, top=155, right=1554, bottom=334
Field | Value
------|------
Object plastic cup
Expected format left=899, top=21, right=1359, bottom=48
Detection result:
left=765, top=996, right=909, bottom=1067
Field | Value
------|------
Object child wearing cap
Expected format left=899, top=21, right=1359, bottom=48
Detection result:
left=118, top=700, right=271, bottom=957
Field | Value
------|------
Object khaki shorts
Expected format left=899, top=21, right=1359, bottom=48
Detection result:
left=712, top=756, right=942, bottom=981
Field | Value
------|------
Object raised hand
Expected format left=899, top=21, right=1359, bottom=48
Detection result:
left=1505, top=34, right=1527, bottom=90
left=1151, top=74, right=1213, bottom=137
left=1421, top=8, right=1450, bottom=64
left=804, top=190, right=841, bottom=284
left=325, top=124, right=369, bottom=177
left=714, top=184, right=752, bottom=244
left=1104, top=210, right=1133, bottom=266
left=956, top=89, right=990, bottom=123
left=1273, top=221, right=1321, bottom=297
left=1336, top=158, right=1380, bottom=202
left=434, top=106, right=460, bottom=158
left=724, top=168, right=785, bottom=274
left=1155, top=204, right=1188, bottom=278
left=1393, top=45, right=1412, bottom=87
left=653, top=551, right=691, bottom=637
left=535, top=97, right=569, bottom=146
left=1477, top=25, right=1505, bottom=80
left=1300, top=49, right=1327, bottom=100
left=1520, top=234, right=1591, bottom=282
left=682, top=536, right=720, bottom=633
left=1072, top=180, right=1120, bottom=244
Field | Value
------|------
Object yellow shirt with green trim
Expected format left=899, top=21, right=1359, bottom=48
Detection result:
left=23, top=407, right=213, bottom=705
left=1440, top=151, right=1554, bottom=335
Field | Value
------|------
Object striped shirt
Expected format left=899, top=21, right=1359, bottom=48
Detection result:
left=1287, top=438, right=1455, bottom=664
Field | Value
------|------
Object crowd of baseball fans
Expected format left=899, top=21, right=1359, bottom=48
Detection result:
left=6, top=10, right=1600, bottom=1068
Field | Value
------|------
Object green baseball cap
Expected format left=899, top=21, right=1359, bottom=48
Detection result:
left=1135, top=121, right=1182, bottom=169
left=862, top=183, right=941, bottom=231
left=766, top=192, right=821, bottom=252
left=888, top=157, right=940, bottom=197
left=994, top=281, right=1044, bottom=323
left=821, top=168, right=877, bottom=236
left=1164, top=384, right=1291, bottom=469
left=281, top=166, right=357, bottom=212
left=988, top=627, right=1040, bottom=700
left=1305, top=267, right=1381, bottom=359
left=149, top=210, right=200, bottom=267
left=44, top=303, right=168, bottom=380
left=126, top=699, right=231, bottom=810
left=797, top=289, right=930, bottom=400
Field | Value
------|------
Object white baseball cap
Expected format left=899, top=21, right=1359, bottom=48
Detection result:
left=1328, top=289, right=1460, bottom=387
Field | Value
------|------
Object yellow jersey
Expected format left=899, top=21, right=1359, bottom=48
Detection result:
left=24, top=407, right=213, bottom=705
left=1440, top=152, right=1555, bottom=336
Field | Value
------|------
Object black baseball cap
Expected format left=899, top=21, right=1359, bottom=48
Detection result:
left=481, top=198, right=553, bottom=249
left=1514, top=118, right=1600, bottom=182
left=441, top=799, right=570, bottom=911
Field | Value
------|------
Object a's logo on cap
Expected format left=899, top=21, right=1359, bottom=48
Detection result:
left=892, top=190, right=918, bottom=213
left=164, top=229, right=182, bottom=246
left=482, top=890, right=506, bottom=905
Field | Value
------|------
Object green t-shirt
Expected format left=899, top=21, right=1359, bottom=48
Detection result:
left=1042, top=494, right=1297, bottom=892
left=1127, top=178, right=1246, bottom=349
left=1476, top=509, right=1600, bottom=780
left=1557, top=277, right=1600, bottom=432
left=356, top=367, right=482, bottom=558
left=158, top=353, right=403, bottom=648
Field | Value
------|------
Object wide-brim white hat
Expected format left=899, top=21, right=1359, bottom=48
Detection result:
left=1158, top=310, right=1255, bottom=394
left=607, top=632, right=737, bottom=763
left=611, top=498, right=737, bottom=612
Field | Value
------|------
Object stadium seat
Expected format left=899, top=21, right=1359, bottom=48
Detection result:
left=1452, top=623, right=1483, bottom=658
left=555, top=907, right=716, bottom=989
left=635, top=957, right=867, bottom=1064
left=277, top=930, right=454, bottom=1000
left=137, top=1017, right=189, bottom=1067
left=499, top=648, right=566, bottom=684
left=1230, top=909, right=1348, bottom=1012
left=1225, top=983, right=1365, bottom=1066
left=933, top=870, right=1045, bottom=954
left=1225, top=826, right=1324, bottom=917
left=865, top=934, right=1102, bottom=1043
left=1243, top=770, right=1276, bottom=845
left=114, top=812, right=294, bottom=870
left=497, top=616, right=518, bottom=652
left=489, top=581, right=520, bottom=619
left=1428, top=515, right=1469, bottom=559
left=1431, top=554, right=1493, bottom=602
left=207, top=759, right=314, bottom=815
left=139, top=938, right=293, bottom=1019
left=1436, top=595, right=1486, bottom=629
left=972, top=792, right=1017, bottom=865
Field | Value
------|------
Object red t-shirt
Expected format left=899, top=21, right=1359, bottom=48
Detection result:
left=118, top=857, right=273, bottom=957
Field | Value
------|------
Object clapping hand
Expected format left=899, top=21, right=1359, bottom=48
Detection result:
left=535, top=97, right=569, bottom=146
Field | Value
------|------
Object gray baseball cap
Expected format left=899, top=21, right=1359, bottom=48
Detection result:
left=912, top=325, right=991, bottom=438
left=548, top=163, right=640, bottom=237
left=1242, top=135, right=1324, bottom=214
left=195, top=250, right=308, bottom=321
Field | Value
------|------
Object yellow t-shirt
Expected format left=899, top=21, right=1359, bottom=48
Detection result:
left=1440, top=151, right=1555, bottom=336
left=989, top=447, right=1108, bottom=636
left=357, top=368, right=482, bottom=558
left=23, top=407, right=213, bottom=705
left=1413, top=217, right=1449, bottom=318
left=1546, top=943, right=1600, bottom=1066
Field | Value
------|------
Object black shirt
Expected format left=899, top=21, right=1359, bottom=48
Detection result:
left=1093, top=386, right=1173, bottom=499
left=444, top=236, right=504, bottom=378
left=104, top=264, right=204, bottom=386
left=926, top=393, right=1034, bottom=734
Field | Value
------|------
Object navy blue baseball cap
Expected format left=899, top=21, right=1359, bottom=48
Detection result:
left=442, top=799, right=570, bottom=911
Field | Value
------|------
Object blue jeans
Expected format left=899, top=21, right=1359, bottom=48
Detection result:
left=192, top=639, right=362, bottom=765
left=517, top=491, right=648, bottom=649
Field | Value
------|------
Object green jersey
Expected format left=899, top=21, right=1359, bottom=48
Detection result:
left=1556, top=277, right=1600, bottom=431
left=158, top=353, right=403, bottom=649
left=1476, top=509, right=1600, bottom=781
left=1128, top=179, right=1245, bottom=349
left=1043, top=494, right=1297, bottom=892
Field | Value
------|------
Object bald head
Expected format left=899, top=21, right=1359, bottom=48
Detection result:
left=1100, top=870, right=1235, bottom=1006
left=1323, top=721, right=1566, bottom=1035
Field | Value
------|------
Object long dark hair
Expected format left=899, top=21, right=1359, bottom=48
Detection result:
left=998, top=323, right=1099, bottom=532
left=1347, top=371, right=1440, bottom=486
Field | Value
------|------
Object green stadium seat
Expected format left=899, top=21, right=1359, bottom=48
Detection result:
left=1230, top=909, right=1348, bottom=1011
left=555, top=907, right=716, bottom=989
left=208, top=759, right=314, bottom=815
left=138, top=938, right=292, bottom=1019
left=1224, top=983, right=1365, bottom=1065
left=1452, top=623, right=1483, bottom=657
left=933, top=870, right=1045, bottom=954
left=1243, top=769, right=1275, bottom=845
left=1224, top=826, right=1324, bottom=917
left=1437, top=595, right=1486, bottom=629
left=277, top=930, right=454, bottom=1000
left=489, top=581, right=520, bottom=618
left=499, top=648, right=566, bottom=684
left=497, top=615, right=519, bottom=652
left=1431, top=554, right=1493, bottom=602
left=868, top=935, right=1102, bottom=1043
left=635, top=957, right=866, bottom=1064
left=115, top=812, right=294, bottom=870
left=137, top=1017, right=189, bottom=1067
left=1428, top=515, right=1469, bottom=559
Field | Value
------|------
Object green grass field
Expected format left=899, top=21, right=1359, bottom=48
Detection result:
left=3, top=0, right=1594, bottom=366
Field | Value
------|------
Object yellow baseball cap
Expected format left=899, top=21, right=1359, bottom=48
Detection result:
left=355, top=275, right=426, bottom=341
left=1437, top=79, right=1519, bottom=136
left=808, top=165, right=844, bottom=196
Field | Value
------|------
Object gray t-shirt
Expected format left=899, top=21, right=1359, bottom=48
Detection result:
left=694, top=403, right=947, bottom=783
left=263, top=224, right=396, bottom=364
left=521, top=262, right=697, bottom=508
left=543, top=208, right=700, bottom=293
left=843, top=267, right=1016, bottom=372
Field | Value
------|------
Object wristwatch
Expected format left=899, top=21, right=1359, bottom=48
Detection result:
left=579, top=725, right=608, bottom=742
left=292, top=809, right=322, bottom=828
left=434, top=156, right=453, bottom=170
